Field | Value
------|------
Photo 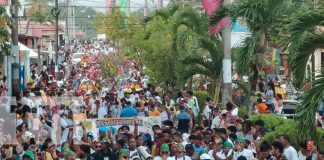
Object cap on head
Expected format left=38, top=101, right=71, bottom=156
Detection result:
left=119, top=148, right=129, bottom=155
left=235, top=137, right=245, bottom=144
left=223, top=141, right=233, bottom=148
left=160, top=143, right=170, bottom=151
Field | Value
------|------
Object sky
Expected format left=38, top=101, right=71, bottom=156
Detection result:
left=17, top=0, right=170, bottom=15
left=73, top=0, right=170, bottom=13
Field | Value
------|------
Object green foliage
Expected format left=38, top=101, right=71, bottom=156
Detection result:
left=194, top=91, right=210, bottom=126
left=30, top=11, right=52, bottom=23
left=295, top=73, right=324, bottom=142
left=250, top=115, right=299, bottom=147
left=250, top=114, right=324, bottom=149
left=282, top=8, right=324, bottom=86
left=0, top=6, right=10, bottom=55
left=238, top=105, right=248, bottom=118
left=27, top=0, right=52, bottom=23
left=193, top=91, right=210, bottom=111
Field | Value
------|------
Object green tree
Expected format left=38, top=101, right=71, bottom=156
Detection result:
left=210, top=0, right=295, bottom=91
left=27, top=0, right=53, bottom=23
left=134, top=5, right=183, bottom=92
left=287, top=7, right=324, bottom=142
left=282, top=8, right=324, bottom=86
left=0, top=6, right=11, bottom=55
left=172, top=8, right=223, bottom=102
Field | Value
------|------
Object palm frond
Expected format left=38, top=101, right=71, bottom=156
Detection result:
left=287, top=33, right=324, bottom=85
left=295, top=72, right=324, bottom=141
left=233, top=80, right=251, bottom=96
left=209, top=5, right=232, bottom=26
left=235, top=31, right=261, bottom=75
left=173, top=8, right=207, bottom=34
left=181, top=65, right=214, bottom=81
left=287, top=9, right=324, bottom=43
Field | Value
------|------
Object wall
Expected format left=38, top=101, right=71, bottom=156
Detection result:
left=231, top=18, right=250, bottom=48
left=314, top=48, right=324, bottom=76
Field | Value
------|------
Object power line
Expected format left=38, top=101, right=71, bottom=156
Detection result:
left=4, top=5, right=153, bottom=8
left=18, top=26, right=146, bottom=29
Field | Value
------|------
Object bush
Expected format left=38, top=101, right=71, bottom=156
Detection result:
left=250, top=114, right=300, bottom=148
left=238, top=105, right=248, bottom=118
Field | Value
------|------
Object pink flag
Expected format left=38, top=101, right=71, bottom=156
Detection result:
left=201, top=0, right=230, bottom=34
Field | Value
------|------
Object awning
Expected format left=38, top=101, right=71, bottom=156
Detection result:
left=18, top=42, right=38, bottom=58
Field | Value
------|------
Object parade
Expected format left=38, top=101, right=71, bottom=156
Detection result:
left=0, top=0, right=323, bottom=160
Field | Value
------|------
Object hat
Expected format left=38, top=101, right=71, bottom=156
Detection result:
left=199, top=148, right=208, bottom=155
left=61, top=146, right=70, bottom=152
left=235, top=137, right=245, bottom=144
left=23, top=150, right=34, bottom=160
left=66, top=151, right=75, bottom=156
left=99, top=127, right=107, bottom=133
left=223, top=141, right=233, bottom=148
left=119, top=148, right=129, bottom=155
left=200, top=153, right=212, bottom=160
left=160, top=143, right=170, bottom=151
left=220, top=109, right=228, bottom=115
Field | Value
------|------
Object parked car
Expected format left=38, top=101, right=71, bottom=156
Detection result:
left=281, top=99, right=298, bottom=118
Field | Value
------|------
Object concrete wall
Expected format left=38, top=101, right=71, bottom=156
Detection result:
left=314, top=48, right=324, bottom=76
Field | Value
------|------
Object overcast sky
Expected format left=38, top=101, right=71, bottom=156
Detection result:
left=73, top=0, right=170, bottom=13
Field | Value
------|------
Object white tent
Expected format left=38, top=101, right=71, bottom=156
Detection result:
left=18, top=42, right=38, bottom=58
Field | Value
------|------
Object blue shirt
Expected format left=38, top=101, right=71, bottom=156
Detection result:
left=175, top=110, right=192, bottom=121
left=265, top=89, right=274, bottom=104
left=120, top=106, right=138, bottom=117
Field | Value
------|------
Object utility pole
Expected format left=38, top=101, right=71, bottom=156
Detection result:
left=65, top=0, right=70, bottom=45
left=51, top=0, right=60, bottom=77
left=144, top=0, right=148, bottom=17
left=222, top=0, right=232, bottom=107
left=10, top=0, right=19, bottom=95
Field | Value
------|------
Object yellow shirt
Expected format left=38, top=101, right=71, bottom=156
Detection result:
left=275, top=87, right=286, bottom=95
left=149, top=109, right=160, bottom=116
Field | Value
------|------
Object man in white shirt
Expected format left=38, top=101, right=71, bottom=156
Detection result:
left=97, top=101, right=108, bottom=118
left=279, top=134, right=298, bottom=160
left=232, top=137, right=254, bottom=160
left=203, top=97, right=213, bottom=119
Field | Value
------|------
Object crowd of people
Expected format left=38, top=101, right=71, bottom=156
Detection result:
left=0, top=39, right=322, bottom=160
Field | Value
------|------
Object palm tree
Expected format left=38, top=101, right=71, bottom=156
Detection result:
left=142, top=5, right=183, bottom=92
left=210, top=0, right=295, bottom=91
left=173, top=8, right=223, bottom=102
left=283, top=8, right=324, bottom=86
left=286, top=7, right=324, bottom=142
left=174, top=7, right=251, bottom=104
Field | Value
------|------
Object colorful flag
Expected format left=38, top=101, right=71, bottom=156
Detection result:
left=201, top=0, right=230, bottom=34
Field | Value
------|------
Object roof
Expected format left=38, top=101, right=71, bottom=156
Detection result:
left=18, top=20, right=65, bottom=38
